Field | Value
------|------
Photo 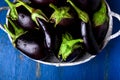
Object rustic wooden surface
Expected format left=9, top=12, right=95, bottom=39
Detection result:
left=0, top=0, right=120, bottom=80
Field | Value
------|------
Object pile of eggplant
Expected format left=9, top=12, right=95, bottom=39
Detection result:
left=4, top=0, right=109, bottom=62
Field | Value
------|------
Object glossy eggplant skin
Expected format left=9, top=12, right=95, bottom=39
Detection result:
left=80, top=21, right=100, bottom=55
left=15, top=30, right=46, bottom=60
left=92, top=20, right=109, bottom=48
left=37, top=18, right=52, bottom=50
left=36, top=18, right=61, bottom=53
left=16, top=6, right=38, bottom=30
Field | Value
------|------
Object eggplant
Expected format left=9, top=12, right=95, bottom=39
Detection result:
left=92, top=0, right=109, bottom=48
left=80, top=21, right=100, bottom=55
left=92, top=20, right=109, bottom=48
left=36, top=18, right=53, bottom=51
left=36, top=18, right=63, bottom=59
left=5, top=0, right=38, bottom=30
left=4, top=17, right=46, bottom=60
left=15, top=30, right=46, bottom=60
left=6, top=0, right=48, bottom=25
left=67, top=0, right=89, bottom=23
left=18, top=0, right=49, bottom=24
left=16, top=6, right=38, bottom=30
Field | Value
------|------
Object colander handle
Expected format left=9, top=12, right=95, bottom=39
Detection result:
left=0, top=7, right=9, bottom=33
left=107, top=11, right=120, bottom=41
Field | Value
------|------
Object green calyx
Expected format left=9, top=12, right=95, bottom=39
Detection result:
left=49, top=3, right=72, bottom=27
left=67, top=0, right=89, bottom=23
left=5, top=0, right=19, bottom=20
left=58, top=33, right=83, bottom=61
left=4, top=18, right=27, bottom=46
left=17, top=0, right=48, bottom=26
left=93, top=0, right=108, bottom=26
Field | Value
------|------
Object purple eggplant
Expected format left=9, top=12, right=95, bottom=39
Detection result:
left=6, top=0, right=48, bottom=25
left=67, top=0, right=89, bottom=23
left=5, top=0, right=38, bottom=30
left=4, top=18, right=46, bottom=60
left=80, top=21, right=100, bottom=55
left=36, top=18, right=63, bottom=58
left=92, top=0, right=109, bottom=48
left=36, top=18, right=53, bottom=51
left=15, top=30, right=46, bottom=60
left=92, top=20, right=109, bottom=48
left=16, top=6, right=38, bottom=30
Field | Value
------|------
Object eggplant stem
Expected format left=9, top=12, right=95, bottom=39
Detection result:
left=49, top=3, right=72, bottom=27
left=93, top=0, right=108, bottom=26
left=58, top=33, right=83, bottom=61
left=7, top=18, right=26, bottom=37
left=4, top=18, right=27, bottom=45
left=5, top=0, right=18, bottom=20
left=31, top=10, right=49, bottom=26
left=17, top=0, right=48, bottom=24
left=49, top=4, right=58, bottom=11
left=67, top=0, right=89, bottom=23
left=17, top=0, right=33, bottom=13
left=15, top=2, right=23, bottom=7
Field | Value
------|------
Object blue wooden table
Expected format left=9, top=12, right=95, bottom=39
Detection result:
left=0, top=0, right=120, bottom=80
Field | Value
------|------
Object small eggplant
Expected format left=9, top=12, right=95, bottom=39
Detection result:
left=16, top=6, right=38, bottom=30
left=5, top=0, right=38, bottom=30
left=92, top=0, right=109, bottom=48
left=67, top=0, right=89, bottom=23
left=7, top=0, right=48, bottom=25
left=15, top=30, right=46, bottom=60
left=80, top=21, right=100, bottom=55
left=36, top=18, right=53, bottom=51
left=36, top=18, right=62, bottom=57
left=92, top=20, right=109, bottom=48
left=4, top=18, right=46, bottom=60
